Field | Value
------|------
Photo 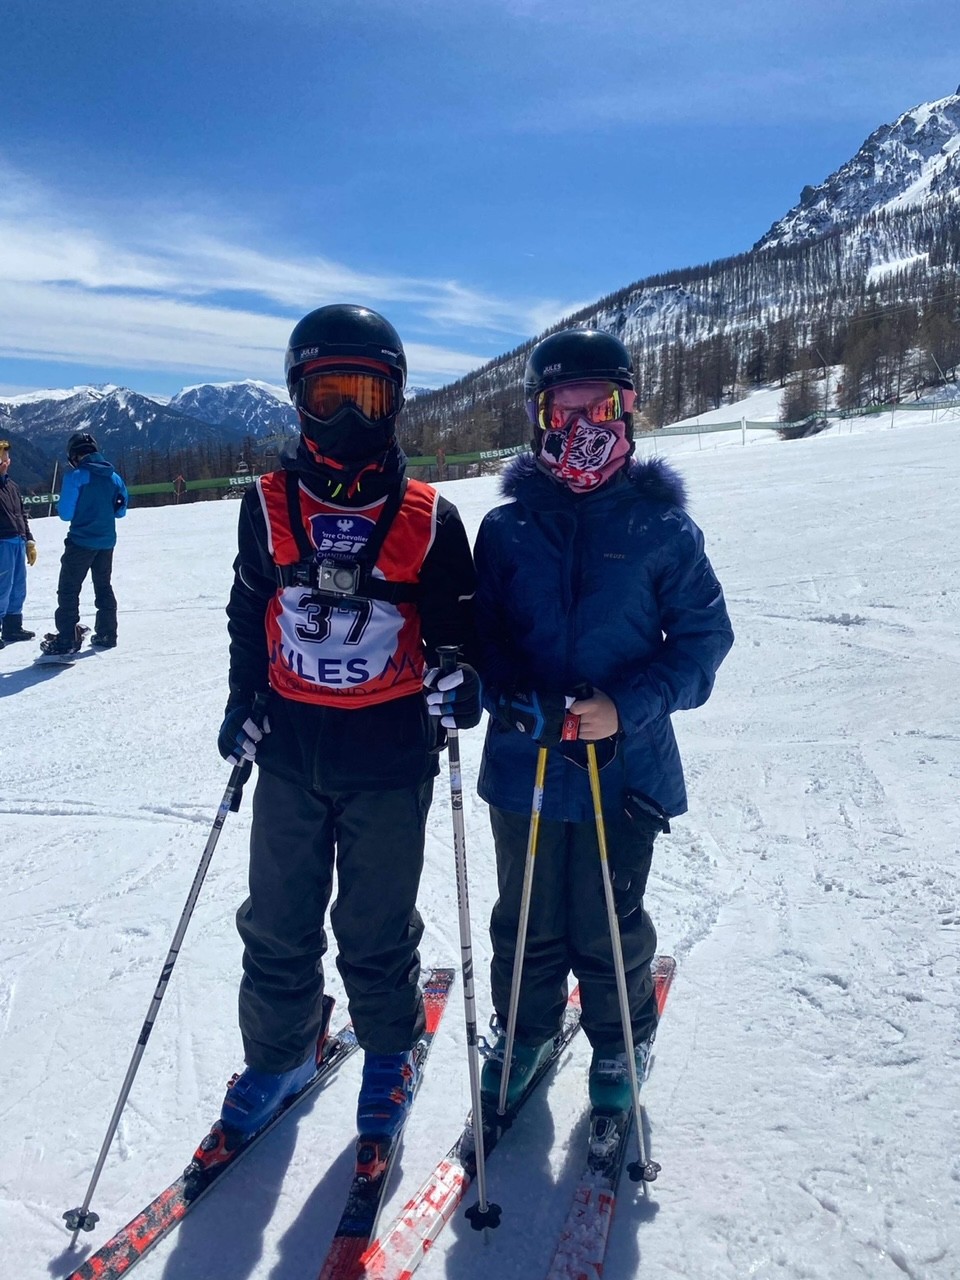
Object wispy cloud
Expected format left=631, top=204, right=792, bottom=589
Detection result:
left=0, top=280, right=493, bottom=385
left=0, top=163, right=575, bottom=385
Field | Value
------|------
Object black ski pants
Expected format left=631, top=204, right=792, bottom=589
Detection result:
left=488, top=805, right=659, bottom=1051
left=54, top=538, right=117, bottom=640
left=236, top=768, right=432, bottom=1072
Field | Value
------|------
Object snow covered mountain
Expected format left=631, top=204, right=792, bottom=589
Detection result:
left=585, top=87, right=960, bottom=353
left=404, top=85, right=960, bottom=446
left=4, top=375, right=425, bottom=484
left=756, top=87, right=960, bottom=250
left=0, top=381, right=299, bottom=479
left=167, top=379, right=298, bottom=437
left=0, top=384, right=241, bottom=467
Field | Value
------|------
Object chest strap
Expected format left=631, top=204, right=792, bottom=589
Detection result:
left=276, top=470, right=420, bottom=605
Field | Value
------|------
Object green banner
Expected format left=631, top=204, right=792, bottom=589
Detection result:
left=28, top=400, right=948, bottom=507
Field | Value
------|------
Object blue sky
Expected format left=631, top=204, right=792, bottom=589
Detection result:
left=1, top=0, right=958, bottom=398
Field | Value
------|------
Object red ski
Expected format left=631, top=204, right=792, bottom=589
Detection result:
left=544, top=954, right=677, bottom=1280
left=315, top=968, right=454, bottom=1280
left=358, top=985, right=584, bottom=1279
left=63, top=994, right=356, bottom=1279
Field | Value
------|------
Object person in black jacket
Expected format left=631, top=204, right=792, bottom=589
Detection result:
left=215, top=305, right=480, bottom=1147
left=0, top=438, right=37, bottom=647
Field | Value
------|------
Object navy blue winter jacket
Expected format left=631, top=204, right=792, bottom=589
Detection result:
left=475, top=453, right=734, bottom=823
left=58, top=453, right=128, bottom=549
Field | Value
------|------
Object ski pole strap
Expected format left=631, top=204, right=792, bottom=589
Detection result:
left=561, top=707, right=580, bottom=741
left=562, top=680, right=595, bottom=741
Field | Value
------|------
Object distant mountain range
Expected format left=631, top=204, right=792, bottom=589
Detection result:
left=0, top=379, right=436, bottom=489
left=5, top=87, right=960, bottom=486
left=0, top=381, right=297, bottom=488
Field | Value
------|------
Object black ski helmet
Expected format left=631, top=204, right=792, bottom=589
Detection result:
left=524, top=328, right=636, bottom=450
left=284, top=304, right=407, bottom=460
left=524, top=328, right=634, bottom=401
left=66, top=431, right=98, bottom=463
left=285, top=304, right=407, bottom=394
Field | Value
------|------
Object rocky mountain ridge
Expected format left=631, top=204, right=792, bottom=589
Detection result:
left=756, top=88, right=960, bottom=250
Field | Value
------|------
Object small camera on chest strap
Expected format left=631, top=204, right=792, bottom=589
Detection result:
left=317, top=558, right=361, bottom=596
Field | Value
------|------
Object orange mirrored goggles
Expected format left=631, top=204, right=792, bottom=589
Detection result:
left=297, top=370, right=400, bottom=424
left=535, top=383, right=633, bottom=433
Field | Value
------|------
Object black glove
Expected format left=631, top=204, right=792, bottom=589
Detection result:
left=607, top=793, right=669, bottom=918
left=218, top=698, right=271, bottom=765
left=494, top=688, right=571, bottom=744
left=424, top=663, right=483, bottom=729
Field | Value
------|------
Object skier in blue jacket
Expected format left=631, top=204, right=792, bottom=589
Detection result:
left=40, top=431, right=128, bottom=655
left=465, top=328, right=732, bottom=1113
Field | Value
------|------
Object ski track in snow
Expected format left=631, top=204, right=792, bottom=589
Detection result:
left=0, top=799, right=218, bottom=823
left=1, top=411, right=958, bottom=1279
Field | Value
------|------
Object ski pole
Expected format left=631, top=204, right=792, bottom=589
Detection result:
left=62, top=693, right=268, bottom=1245
left=585, top=740, right=660, bottom=1183
left=496, top=744, right=548, bottom=1116
left=435, top=646, right=501, bottom=1232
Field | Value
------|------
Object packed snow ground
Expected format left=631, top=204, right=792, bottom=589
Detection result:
left=2, top=397, right=958, bottom=1279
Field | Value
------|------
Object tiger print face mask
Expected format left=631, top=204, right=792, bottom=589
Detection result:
left=537, top=415, right=631, bottom=492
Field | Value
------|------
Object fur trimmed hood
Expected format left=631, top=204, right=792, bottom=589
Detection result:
left=499, top=451, right=687, bottom=510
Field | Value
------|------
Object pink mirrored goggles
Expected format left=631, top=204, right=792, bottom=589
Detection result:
left=527, top=381, right=636, bottom=433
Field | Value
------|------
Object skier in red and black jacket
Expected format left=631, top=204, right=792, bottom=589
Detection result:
left=218, top=305, right=480, bottom=1144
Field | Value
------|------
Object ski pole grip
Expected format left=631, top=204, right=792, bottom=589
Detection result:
left=230, top=692, right=269, bottom=810
left=437, top=645, right=460, bottom=677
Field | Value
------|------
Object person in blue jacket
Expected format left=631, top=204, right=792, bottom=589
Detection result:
left=40, top=431, right=128, bottom=655
left=468, top=328, right=733, bottom=1113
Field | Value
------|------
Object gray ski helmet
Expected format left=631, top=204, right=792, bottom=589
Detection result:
left=66, top=431, right=98, bottom=463
left=523, top=328, right=634, bottom=401
left=284, top=304, right=407, bottom=395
